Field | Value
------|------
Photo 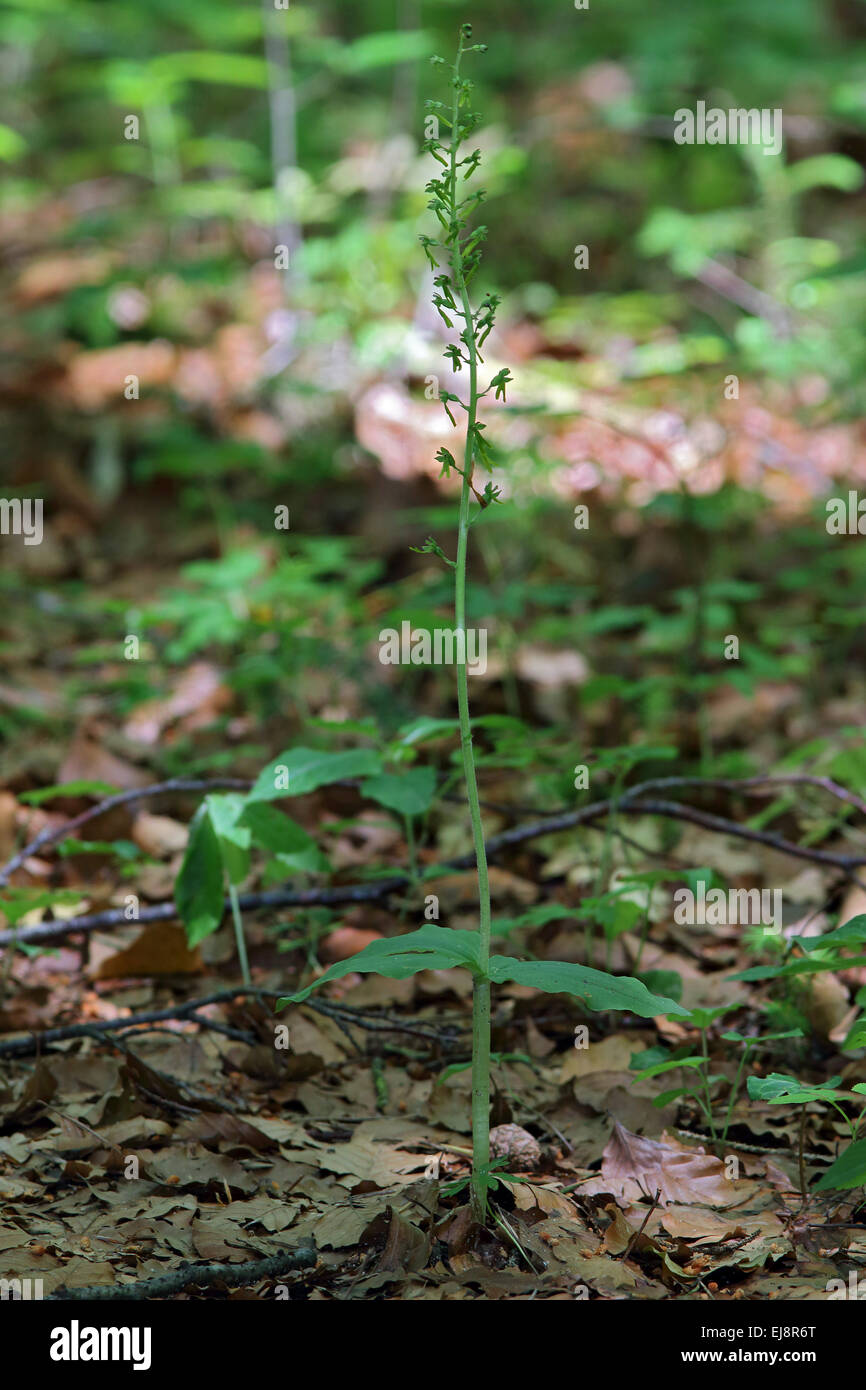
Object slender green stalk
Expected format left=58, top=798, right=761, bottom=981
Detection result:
left=404, top=813, right=419, bottom=888
left=699, top=1027, right=719, bottom=1142
left=633, top=890, right=652, bottom=975
left=450, top=35, right=491, bottom=1224
left=228, top=880, right=251, bottom=987
left=722, top=1039, right=753, bottom=1144
left=421, top=27, right=510, bottom=1221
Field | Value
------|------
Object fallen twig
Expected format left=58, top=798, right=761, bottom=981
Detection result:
left=47, top=1239, right=317, bottom=1300
left=1, top=778, right=863, bottom=951
left=0, top=985, right=468, bottom=1057
left=621, top=1188, right=662, bottom=1262
left=0, top=777, right=252, bottom=889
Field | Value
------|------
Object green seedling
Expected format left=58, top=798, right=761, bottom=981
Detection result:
left=732, top=913, right=866, bottom=987
left=634, top=1006, right=803, bottom=1145
left=747, top=1072, right=866, bottom=1192
left=174, top=745, right=448, bottom=979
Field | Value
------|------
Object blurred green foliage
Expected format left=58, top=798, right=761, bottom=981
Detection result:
left=2, top=0, right=864, bottom=397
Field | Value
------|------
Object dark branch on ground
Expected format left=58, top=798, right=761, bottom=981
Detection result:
left=0, top=985, right=468, bottom=1057
left=0, top=776, right=252, bottom=888
left=0, top=774, right=863, bottom=951
left=46, top=1238, right=318, bottom=1300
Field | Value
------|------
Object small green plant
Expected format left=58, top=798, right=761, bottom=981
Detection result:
left=747, top=1072, right=866, bottom=1192
left=277, top=28, right=686, bottom=1224
left=634, top=1009, right=803, bottom=1146
left=174, top=748, right=381, bottom=981
left=733, top=912, right=866, bottom=1042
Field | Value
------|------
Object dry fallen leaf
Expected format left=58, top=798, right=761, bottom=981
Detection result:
left=93, top=923, right=203, bottom=979
left=559, top=1033, right=635, bottom=1083
left=58, top=727, right=149, bottom=791
left=581, top=1120, right=741, bottom=1208
left=123, top=662, right=229, bottom=745
left=321, top=926, right=384, bottom=963
left=132, top=812, right=189, bottom=858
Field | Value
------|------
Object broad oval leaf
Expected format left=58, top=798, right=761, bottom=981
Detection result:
left=241, top=801, right=328, bottom=874
left=278, top=925, right=482, bottom=1006
left=240, top=801, right=318, bottom=856
left=747, top=1073, right=807, bottom=1101
left=794, top=914, right=866, bottom=954
left=747, top=1072, right=843, bottom=1103
left=360, top=767, right=437, bottom=818
left=174, top=804, right=225, bottom=946
left=249, top=747, right=383, bottom=801
left=814, top=1139, right=866, bottom=1192
left=487, top=956, right=689, bottom=1017
left=205, top=793, right=250, bottom=886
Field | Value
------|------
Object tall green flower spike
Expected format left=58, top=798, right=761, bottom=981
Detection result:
left=278, top=28, right=688, bottom=1225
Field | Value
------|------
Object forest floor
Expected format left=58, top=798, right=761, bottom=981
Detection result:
left=3, top=225, right=866, bottom=1302
left=1, top=483, right=865, bottom=1302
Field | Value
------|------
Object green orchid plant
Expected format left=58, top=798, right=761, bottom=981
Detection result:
left=275, top=27, right=686, bottom=1224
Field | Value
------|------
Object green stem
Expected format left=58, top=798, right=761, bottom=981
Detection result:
left=722, top=1042, right=751, bottom=1145
left=591, top=769, right=626, bottom=966
left=633, top=894, right=652, bottom=975
left=699, top=1028, right=718, bottom=1143
left=448, top=36, right=492, bottom=1224
left=828, top=1100, right=857, bottom=1141
left=228, top=880, right=251, bottom=987
left=404, top=814, right=419, bottom=890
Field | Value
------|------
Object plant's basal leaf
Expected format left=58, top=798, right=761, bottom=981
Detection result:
left=0, top=887, right=84, bottom=926
left=361, top=767, right=437, bottom=817
left=249, top=747, right=383, bottom=801
left=681, top=1005, right=735, bottom=1029
left=487, top=957, right=689, bottom=1016
left=722, top=1029, right=803, bottom=1044
left=278, top=926, right=482, bottom=1005
left=174, top=804, right=225, bottom=946
left=747, top=1073, right=807, bottom=1101
left=814, top=1139, right=866, bottom=1192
